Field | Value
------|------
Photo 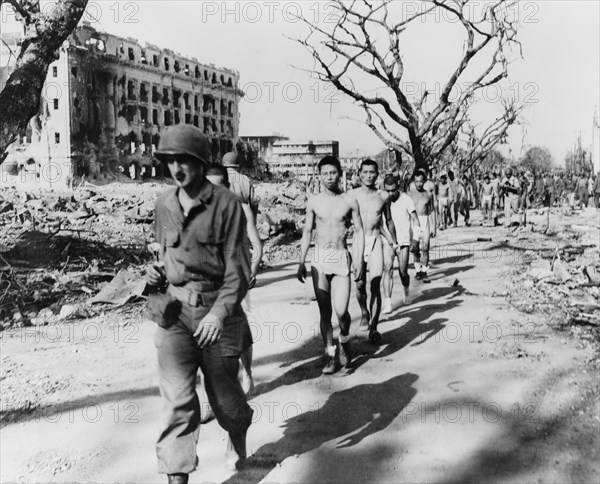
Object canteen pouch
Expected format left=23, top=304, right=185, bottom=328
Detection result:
left=147, top=293, right=182, bottom=329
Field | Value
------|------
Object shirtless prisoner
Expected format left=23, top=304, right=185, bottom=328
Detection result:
left=297, top=156, right=365, bottom=374
left=479, top=174, right=495, bottom=224
left=408, top=170, right=434, bottom=282
left=349, top=159, right=393, bottom=344
left=437, top=174, right=453, bottom=230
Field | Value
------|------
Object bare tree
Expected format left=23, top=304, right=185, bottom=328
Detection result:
left=295, top=0, right=523, bottom=172
left=0, top=0, right=88, bottom=164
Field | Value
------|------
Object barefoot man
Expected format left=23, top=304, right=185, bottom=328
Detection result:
left=349, top=159, right=394, bottom=344
left=383, top=175, right=422, bottom=306
left=297, top=156, right=365, bottom=374
left=408, top=170, right=434, bottom=282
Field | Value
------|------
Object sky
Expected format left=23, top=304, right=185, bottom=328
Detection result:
left=2, top=0, right=599, bottom=164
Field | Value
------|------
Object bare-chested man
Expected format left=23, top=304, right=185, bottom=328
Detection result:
left=384, top=175, right=422, bottom=306
left=408, top=170, right=434, bottom=282
left=297, top=156, right=365, bottom=374
left=479, top=173, right=495, bottom=224
left=349, top=159, right=393, bottom=345
left=437, top=174, right=453, bottom=230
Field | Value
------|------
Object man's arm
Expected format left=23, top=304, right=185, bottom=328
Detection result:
left=202, top=199, right=249, bottom=327
left=241, top=203, right=262, bottom=287
left=297, top=199, right=315, bottom=283
left=350, top=196, right=365, bottom=280
left=384, top=202, right=398, bottom=246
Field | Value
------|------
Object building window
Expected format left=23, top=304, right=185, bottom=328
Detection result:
left=174, top=110, right=180, bottom=124
left=174, top=60, right=180, bottom=73
left=128, top=47, right=135, bottom=61
left=164, top=110, right=172, bottom=126
left=54, top=133, right=60, bottom=144
left=53, top=98, right=59, bottom=110
left=153, top=54, right=159, bottom=67
left=152, top=109, right=158, bottom=125
left=52, top=66, right=57, bottom=77
left=164, top=57, right=170, bottom=71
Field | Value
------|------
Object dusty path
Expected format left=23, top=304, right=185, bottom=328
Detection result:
left=1, top=210, right=599, bottom=484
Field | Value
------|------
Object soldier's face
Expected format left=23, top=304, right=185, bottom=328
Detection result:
left=320, top=165, right=341, bottom=190
left=360, top=165, right=378, bottom=187
left=167, top=157, right=204, bottom=188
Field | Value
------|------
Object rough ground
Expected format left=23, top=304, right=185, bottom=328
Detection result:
left=1, top=183, right=599, bottom=484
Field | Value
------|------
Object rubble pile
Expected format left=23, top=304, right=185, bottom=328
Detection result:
left=0, top=184, right=161, bottom=328
left=0, top=180, right=311, bottom=327
left=505, top=218, right=600, bottom=356
left=254, top=181, right=307, bottom=265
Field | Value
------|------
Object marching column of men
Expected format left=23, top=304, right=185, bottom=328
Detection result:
left=145, top=133, right=600, bottom=481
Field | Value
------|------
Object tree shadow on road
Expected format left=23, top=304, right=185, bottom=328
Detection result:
left=222, top=373, right=419, bottom=484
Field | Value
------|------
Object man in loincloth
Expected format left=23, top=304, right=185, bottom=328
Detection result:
left=297, top=156, right=365, bottom=374
left=408, top=170, right=434, bottom=282
left=348, top=159, right=394, bottom=344
left=479, top=173, right=495, bottom=225
left=437, top=174, right=452, bottom=230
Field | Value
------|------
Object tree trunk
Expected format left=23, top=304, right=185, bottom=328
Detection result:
left=0, top=0, right=89, bottom=164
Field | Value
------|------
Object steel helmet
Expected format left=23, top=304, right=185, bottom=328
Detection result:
left=222, top=152, right=239, bottom=167
left=155, top=125, right=210, bottom=164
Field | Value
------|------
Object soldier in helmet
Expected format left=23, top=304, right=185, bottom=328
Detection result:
left=146, top=125, right=253, bottom=484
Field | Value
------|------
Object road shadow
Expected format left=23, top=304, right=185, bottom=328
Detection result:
left=0, top=386, right=159, bottom=428
left=348, top=286, right=465, bottom=373
left=222, top=373, right=419, bottom=484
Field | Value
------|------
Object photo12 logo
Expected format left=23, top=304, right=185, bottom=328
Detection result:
left=200, top=1, right=341, bottom=24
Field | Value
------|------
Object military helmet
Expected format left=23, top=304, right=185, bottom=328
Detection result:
left=222, top=151, right=239, bottom=167
left=155, top=125, right=210, bottom=164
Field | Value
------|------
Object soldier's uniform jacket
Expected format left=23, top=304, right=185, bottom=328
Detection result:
left=154, top=180, right=251, bottom=355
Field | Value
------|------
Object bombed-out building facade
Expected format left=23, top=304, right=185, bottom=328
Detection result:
left=1, top=23, right=243, bottom=189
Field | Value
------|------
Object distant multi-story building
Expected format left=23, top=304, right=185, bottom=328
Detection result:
left=239, top=133, right=289, bottom=162
left=1, top=23, right=244, bottom=189
left=265, top=139, right=339, bottom=180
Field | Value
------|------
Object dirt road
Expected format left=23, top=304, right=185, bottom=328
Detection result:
left=1, top=209, right=599, bottom=484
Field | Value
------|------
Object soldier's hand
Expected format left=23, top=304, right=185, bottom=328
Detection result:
left=194, top=313, right=223, bottom=348
left=297, top=263, right=307, bottom=283
left=146, top=262, right=166, bottom=287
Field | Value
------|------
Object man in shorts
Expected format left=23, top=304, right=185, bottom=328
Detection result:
left=408, top=170, right=434, bottom=282
left=383, top=175, right=422, bottom=306
left=348, top=159, right=393, bottom=344
left=479, top=174, right=495, bottom=225
left=500, top=166, right=521, bottom=228
left=437, top=174, right=452, bottom=230
left=297, top=156, right=365, bottom=374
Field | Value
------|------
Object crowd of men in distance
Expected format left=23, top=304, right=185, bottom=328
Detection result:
left=298, top=157, right=600, bottom=375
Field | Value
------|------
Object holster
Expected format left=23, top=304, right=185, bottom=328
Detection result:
left=146, top=293, right=182, bottom=329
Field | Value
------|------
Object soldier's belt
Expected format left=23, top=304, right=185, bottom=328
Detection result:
left=167, top=281, right=221, bottom=307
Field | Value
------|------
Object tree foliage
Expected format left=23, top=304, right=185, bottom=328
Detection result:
left=519, top=146, right=554, bottom=174
left=295, top=0, right=523, bottom=172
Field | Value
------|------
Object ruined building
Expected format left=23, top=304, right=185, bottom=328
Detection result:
left=1, top=23, right=243, bottom=189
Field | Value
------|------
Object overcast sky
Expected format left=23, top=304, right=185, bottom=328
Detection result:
left=2, top=1, right=599, bottom=164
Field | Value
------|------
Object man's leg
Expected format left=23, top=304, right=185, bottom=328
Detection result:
left=355, top=258, right=370, bottom=331
left=330, top=274, right=352, bottom=366
left=366, top=238, right=384, bottom=343
left=504, top=196, right=512, bottom=228
left=310, top=266, right=336, bottom=373
left=200, top=344, right=253, bottom=471
left=155, top=325, right=201, bottom=477
left=381, top=240, right=394, bottom=314
left=421, top=228, right=431, bottom=283
left=398, top=246, right=411, bottom=304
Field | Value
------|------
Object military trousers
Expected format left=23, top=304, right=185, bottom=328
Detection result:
left=154, top=300, right=253, bottom=474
